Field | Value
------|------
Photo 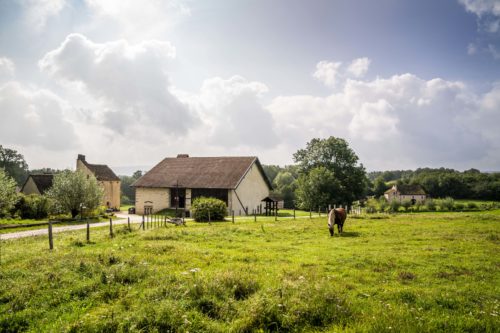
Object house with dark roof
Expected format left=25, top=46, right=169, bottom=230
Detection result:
left=132, top=154, right=272, bottom=215
left=76, top=154, right=121, bottom=209
left=21, top=174, right=54, bottom=195
left=384, top=184, right=426, bottom=204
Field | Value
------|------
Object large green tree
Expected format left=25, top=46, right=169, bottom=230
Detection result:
left=0, top=168, right=19, bottom=217
left=295, top=166, right=341, bottom=210
left=47, top=170, right=104, bottom=218
left=120, top=170, right=143, bottom=204
left=0, top=145, right=29, bottom=186
left=293, top=137, right=367, bottom=205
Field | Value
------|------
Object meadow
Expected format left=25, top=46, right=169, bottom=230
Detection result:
left=0, top=210, right=499, bottom=332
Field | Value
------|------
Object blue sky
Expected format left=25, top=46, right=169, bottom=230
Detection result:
left=0, top=0, right=499, bottom=172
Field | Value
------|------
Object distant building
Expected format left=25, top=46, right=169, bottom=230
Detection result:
left=132, top=154, right=272, bottom=215
left=21, top=174, right=54, bottom=195
left=76, top=154, right=121, bottom=209
left=384, top=184, right=426, bottom=204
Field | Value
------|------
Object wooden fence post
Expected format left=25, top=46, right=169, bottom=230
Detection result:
left=232, top=210, right=235, bottom=223
left=48, top=220, right=53, bottom=250
left=109, top=218, right=113, bottom=238
left=142, top=215, right=145, bottom=230
left=293, top=207, right=296, bottom=220
left=208, top=211, right=211, bottom=224
left=309, top=208, right=312, bottom=219
left=319, top=207, right=321, bottom=217
left=127, top=217, right=131, bottom=231
left=275, top=208, right=277, bottom=221
left=86, top=220, right=90, bottom=243
left=254, top=210, right=257, bottom=222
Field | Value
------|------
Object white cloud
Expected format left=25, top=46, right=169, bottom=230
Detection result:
left=180, top=75, right=278, bottom=148
left=313, top=61, right=342, bottom=88
left=314, top=58, right=372, bottom=88
left=459, top=0, right=500, bottom=16
left=269, top=66, right=494, bottom=170
left=19, top=0, right=65, bottom=31
left=39, top=33, right=194, bottom=135
left=347, top=57, right=371, bottom=78
left=84, top=0, right=190, bottom=40
left=0, top=57, right=15, bottom=79
left=0, top=81, right=78, bottom=150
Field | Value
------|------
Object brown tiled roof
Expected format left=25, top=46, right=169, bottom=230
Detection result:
left=83, top=162, right=120, bottom=181
left=24, top=174, right=54, bottom=194
left=132, top=156, right=272, bottom=190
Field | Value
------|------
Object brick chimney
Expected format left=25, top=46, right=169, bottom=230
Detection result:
left=77, top=154, right=86, bottom=161
left=177, top=154, right=189, bottom=158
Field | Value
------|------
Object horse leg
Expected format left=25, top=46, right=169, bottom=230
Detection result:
left=338, top=223, right=342, bottom=235
left=329, top=226, right=334, bottom=237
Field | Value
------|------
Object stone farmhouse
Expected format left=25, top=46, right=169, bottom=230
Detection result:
left=76, top=155, right=121, bottom=210
left=384, top=184, right=426, bottom=204
left=132, top=154, right=272, bottom=215
left=21, top=174, right=54, bottom=195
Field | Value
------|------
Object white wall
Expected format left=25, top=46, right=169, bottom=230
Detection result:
left=230, top=162, right=270, bottom=215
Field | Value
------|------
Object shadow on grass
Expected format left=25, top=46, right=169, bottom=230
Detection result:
left=339, top=231, right=361, bottom=238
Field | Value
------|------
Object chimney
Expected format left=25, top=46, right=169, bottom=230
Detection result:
left=177, top=154, right=189, bottom=158
left=77, top=154, right=86, bottom=161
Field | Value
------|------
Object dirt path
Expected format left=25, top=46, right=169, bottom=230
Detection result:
left=0, top=213, right=143, bottom=240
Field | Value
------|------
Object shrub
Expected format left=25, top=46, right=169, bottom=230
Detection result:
left=440, top=197, right=455, bottom=211
left=401, top=199, right=412, bottom=212
left=425, top=198, right=436, bottom=211
left=389, top=200, right=401, bottom=213
left=466, top=202, right=478, bottom=210
left=16, top=194, right=52, bottom=219
left=191, top=197, right=227, bottom=222
left=454, top=202, right=465, bottom=211
left=378, top=197, right=388, bottom=212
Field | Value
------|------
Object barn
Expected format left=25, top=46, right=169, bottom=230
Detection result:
left=384, top=184, right=426, bottom=204
left=131, top=154, right=272, bottom=215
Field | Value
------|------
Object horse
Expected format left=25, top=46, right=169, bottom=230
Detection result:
left=328, top=208, right=347, bottom=236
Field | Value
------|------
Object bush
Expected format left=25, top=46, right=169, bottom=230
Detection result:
left=440, top=197, right=455, bottom=211
left=425, top=199, right=436, bottom=211
left=466, top=202, right=478, bottom=210
left=389, top=200, right=401, bottom=213
left=378, top=197, right=388, bottom=212
left=16, top=194, right=52, bottom=219
left=191, top=197, right=227, bottom=222
left=401, top=199, right=412, bottom=212
left=454, top=202, right=465, bottom=211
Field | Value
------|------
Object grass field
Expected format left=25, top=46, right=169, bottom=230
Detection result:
left=1, top=211, right=499, bottom=332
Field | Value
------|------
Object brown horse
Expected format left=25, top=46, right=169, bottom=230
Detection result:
left=328, top=208, right=347, bottom=236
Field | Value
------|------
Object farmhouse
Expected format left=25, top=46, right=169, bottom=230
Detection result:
left=76, top=154, right=121, bottom=209
left=384, top=184, right=426, bottom=204
left=21, top=174, right=54, bottom=195
left=132, top=154, right=272, bottom=215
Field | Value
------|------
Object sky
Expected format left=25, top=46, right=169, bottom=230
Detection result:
left=1, top=0, right=500, bottom=174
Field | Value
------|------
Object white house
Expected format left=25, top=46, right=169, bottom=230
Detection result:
left=132, top=154, right=272, bottom=215
left=384, top=184, right=426, bottom=204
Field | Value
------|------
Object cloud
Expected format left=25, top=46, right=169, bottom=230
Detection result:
left=181, top=75, right=279, bottom=148
left=84, top=0, right=190, bottom=40
left=19, top=0, right=66, bottom=31
left=0, top=57, right=15, bottom=80
left=0, top=81, right=78, bottom=150
left=347, top=57, right=371, bottom=78
left=459, top=0, right=500, bottom=59
left=313, top=61, right=343, bottom=88
left=459, top=0, right=500, bottom=16
left=269, top=62, right=495, bottom=170
left=39, top=33, right=195, bottom=135
left=314, top=57, right=372, bottom=88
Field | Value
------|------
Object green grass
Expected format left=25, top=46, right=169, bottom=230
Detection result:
left=1, top=211, right=499, bottom=332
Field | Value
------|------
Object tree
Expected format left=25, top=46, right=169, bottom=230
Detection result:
left=0, top=168, right=18, bottom=217
left=47, top=170, right=104, bottom=218
left=0, top=145, right=29, bottom=186
left=293, top=137, right=367, bottom=205
left=120, top=170, right=143, bottom=204
left=372, top=176, right=389, bottom=198
left=273, top=171, right=297, bottom=208
left=295, top=166, right=341, bottom=210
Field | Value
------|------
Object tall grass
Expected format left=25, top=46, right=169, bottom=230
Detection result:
left=1, top=211, right=499, bottom=332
